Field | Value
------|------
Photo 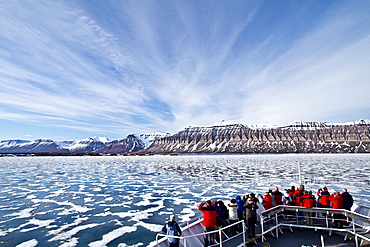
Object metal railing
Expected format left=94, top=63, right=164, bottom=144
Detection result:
left=260, top=205, right=370, bottom=247
left=156, top=217, right=248, bottom=247
left=156, top=205, right=370, bottom=247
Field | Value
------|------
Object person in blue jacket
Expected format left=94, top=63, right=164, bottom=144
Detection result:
left=162, top=215, right=182, bottom=247
left=235, top=195, right=245, bottom=232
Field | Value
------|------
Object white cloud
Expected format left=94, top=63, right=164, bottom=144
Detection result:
left=0, top=1, right=369, bottom=139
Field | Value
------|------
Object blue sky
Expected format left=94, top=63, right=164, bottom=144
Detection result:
left=1, top=1, right=369, bottom=141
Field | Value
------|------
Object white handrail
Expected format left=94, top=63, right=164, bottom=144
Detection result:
left=260, top=205, right=370, bottom=247
left=156, top=219, right=247, bottom=246
left=156, top=205, right=370, bottom=247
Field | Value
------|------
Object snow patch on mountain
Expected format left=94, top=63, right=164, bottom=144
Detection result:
left=59, top=137, right=110, bottom=153
left=139, top=132, right=170, bottom=147
left=96, top=134, right=145, bottom=153
left=0, top=139, right=32, bottom=148
left=206, top=120, right=243, bottom=127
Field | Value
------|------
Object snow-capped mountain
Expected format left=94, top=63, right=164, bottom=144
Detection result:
left=58, top=137, right=110, bottom=153
left=1, top=120, right=369, bottom=154
left=95, top=134, right=145, bottom=154
left=0, top=139, right=68, bottom=153
left=0, top=137, right=110, bottom=154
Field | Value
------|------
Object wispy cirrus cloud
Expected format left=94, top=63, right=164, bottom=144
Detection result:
left=0, top=0, right=369, bottom=140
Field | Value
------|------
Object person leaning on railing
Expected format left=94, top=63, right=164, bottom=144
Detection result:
left=244, top=198, right=259, bottom=239
left=198, top=201, right=218, bottom=246
left=161, top=215, right=182, bottom=247
left=227, top=199, right=239, bottom=235
left=341, top=188, right=354, bottom=211
left=301, top=191, right=317, bottom=226
left=329, top=192, right=344, bottom=228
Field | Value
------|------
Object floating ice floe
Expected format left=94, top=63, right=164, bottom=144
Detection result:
left=49, top=223, right=100, bottom=242
left=15, top=239, right=38, bottom=247
left=88, top=226, right=137, bottom=247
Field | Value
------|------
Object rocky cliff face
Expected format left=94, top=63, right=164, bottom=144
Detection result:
left=144, top=121, right=370, bottom=154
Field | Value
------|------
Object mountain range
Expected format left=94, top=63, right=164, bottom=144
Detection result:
left=0, top=132, right=168, bottom=155
left=1, top=120, right=369, bottom=155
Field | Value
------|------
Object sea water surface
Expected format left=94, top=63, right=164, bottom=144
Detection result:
left=0, top=154, right=369, bottom=247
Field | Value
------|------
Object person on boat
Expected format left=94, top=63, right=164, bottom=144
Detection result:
left=243, top=194, right=250, bottom=203
left=317, top=187, right=331, bottom=208
left=235, top=195, right=245, bottom=232
left=249, top=193, right=259, bottom=203
left=294, top=185, right=305, bottom=220
left=293, top=185, right=305, bottom=206
left=282, top=189, right=292, bottom=205
left=262, top=192, right=273, bottom=210
left=215, top=200, right=229, bottom=228
left=341, top=188, right=354, bottom=211
left=317, top=187, right=331, bottom=217
left=329, top=192, right=344, bottom=228
left=301, top=191, right=316, bottom=225
left=235, top=195, right=245, bottom=218
left=272, top=187, right=283, bottom=206
left=227, top=198, right=239, bottom=235
left=288, top=186, right=295, bottom=205
left=161, top=215, right=182, bottom=247
left=198, top=200, right=218, bottom=246
left=244, top=198, right=259, bottom=239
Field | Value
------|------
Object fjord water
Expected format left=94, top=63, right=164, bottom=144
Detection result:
left=0, top=154, right=369, bottom=247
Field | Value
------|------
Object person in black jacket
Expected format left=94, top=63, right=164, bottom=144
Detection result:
left=341, top=188, right=354, bottom=211
left=162, top=215, right=182, bottom=247
left=244, top=198, right=259, bottom=239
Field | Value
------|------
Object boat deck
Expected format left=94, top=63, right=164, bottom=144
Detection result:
left=215, top=219, right=366, bottom=247
left=155, top=204, right=370, bottom=247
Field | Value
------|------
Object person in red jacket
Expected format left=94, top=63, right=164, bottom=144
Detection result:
left=262, top=192, right=273, bottom=210
left=329, top=192, right=344, bottom=209
left=329, top=192, right=344, bottom=228
left=317, top=187, right=331, bottom=208
left=317, top=187, right=331, bottom=217
left=272, top=187, right=283, bottom=206
left=198, top=201, right=218, bottom=246
left=294, top=185, right=305, bottom=206
left=301, top=191, right=316, bottom=225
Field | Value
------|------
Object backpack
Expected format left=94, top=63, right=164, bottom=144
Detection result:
left=166, top=222, right=180, bottom=243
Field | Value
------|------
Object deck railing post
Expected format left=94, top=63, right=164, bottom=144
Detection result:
left=296, top=208, right=299, bottom=225
left=353, top=217, right=358, bottom=247
left=243, top=219, right=246, bottom=244
left=218, top=229, right=223, bottom=247
left=276, top=212, right=279, bottom=238
left=320, top=235, right=325, bottom=247
left=261, top=215, right=265, bottom=241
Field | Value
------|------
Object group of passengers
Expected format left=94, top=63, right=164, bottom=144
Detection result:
left=197, top=192, right=261, bottom=245
left=261, top=185, right=354, bottom=227
left=196, top=186, right=354, bottom=245
left=262, top=185, right=353, bottom=210
left=162, top=186, right=354, bottom=246
left=261, top=185, right=353, bottom=211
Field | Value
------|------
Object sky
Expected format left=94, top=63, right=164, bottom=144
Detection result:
left=1, top=0, right=369, bottom=141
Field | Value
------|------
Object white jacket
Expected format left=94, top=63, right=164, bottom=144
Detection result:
left=228, top=203, right=238, bottom=220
